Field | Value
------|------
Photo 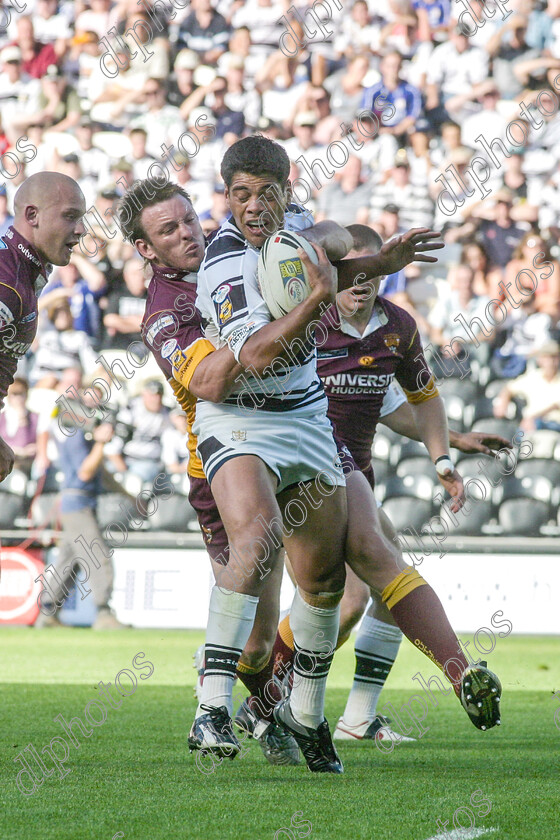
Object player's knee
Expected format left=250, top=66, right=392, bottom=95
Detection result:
left=299, top=586, right=345, bottom=609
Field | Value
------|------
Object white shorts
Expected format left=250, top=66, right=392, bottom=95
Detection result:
left=193, top=401, right=346, bottom=492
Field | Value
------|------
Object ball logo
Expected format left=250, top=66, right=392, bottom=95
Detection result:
left=359, top=356, right=375, bottom=366
left=286, top=277, right=305, bottom=304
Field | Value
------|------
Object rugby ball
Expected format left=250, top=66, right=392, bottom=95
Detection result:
left=257, top=229, right=319, bottom=319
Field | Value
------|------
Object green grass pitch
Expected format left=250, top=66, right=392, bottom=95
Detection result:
left=1, top=628, right=557, bottom=840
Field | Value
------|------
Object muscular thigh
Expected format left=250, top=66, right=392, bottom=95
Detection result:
left=279, top=480, right=347, bottom=594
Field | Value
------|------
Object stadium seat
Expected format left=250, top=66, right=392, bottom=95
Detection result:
left=395, top=456, right=434, bottom=480
left=515, top=458, right=560, bottom=486
left=497, top=475, right=553, bottom=536
left=147, top=494, right=198, bottom=532
left=372, top=430, right=393, bottom=461
left=381, top=476, right=434, bottom=533
left=389, top=438, right=426, bottom=466
left=471, top=417, right=519, bottom=439
left=371, top=458, right=389, bottom=486
left=466, top=396, right=521, bottom=427
left=525, top=430, right=560, bottom=460
left=96, top=493, right=146, bottom=535
left=0, top=469, right=29, bottom=528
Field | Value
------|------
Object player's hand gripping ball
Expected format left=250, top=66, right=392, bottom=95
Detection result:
left=257, top=229, right=319, bottom=319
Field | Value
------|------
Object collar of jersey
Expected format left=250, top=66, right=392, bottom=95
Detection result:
left=336, top=298, right=388, bottom=339
left=5, top=226, right=52, bottom=282
left=151, top=264, right=197, bottom=283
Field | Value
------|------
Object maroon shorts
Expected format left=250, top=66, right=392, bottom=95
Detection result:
left=188, top=475, right=229, bottom=565
left=332, top=434, right=375, bottom=491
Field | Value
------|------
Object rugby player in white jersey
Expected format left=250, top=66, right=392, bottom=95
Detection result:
left=193, top=136, right=356, bottom=773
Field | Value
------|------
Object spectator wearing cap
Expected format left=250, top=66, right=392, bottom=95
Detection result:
left=369, top=155, right=434, bottom=230
left=105, top=380, right=171, bottom=482
left=177, top=0, right=230, bottom=65
left=283, top=111, right=327, bottom=178
left=129, top=78, right=184, bottom=159
left=101, top=257, right=147, bottom=353
left=476, top=189, right=526, bottom=270
left=180, top=74, right=244, bottom=138
left=167, top=49, right=199, bottom=109
left=0, top=379, right=39, bottom=476
left=494, top=341, right=560, bottom=433
left=361, top=51, right=422, bottom=139
left=0, top=46, right=42, bottom=138
left=13, top=15, right=62, bottom=80
left=425, top=20, right=489, bottom=126
left=0, top=184, right=14, bottom=238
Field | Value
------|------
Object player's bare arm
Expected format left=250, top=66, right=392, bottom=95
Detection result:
left=380, top=401, right=513, bottom=456
left=299, top=221, right=353, bottom=262
left=409, top=396, right=466, bottom=511
left=335, top=228, right=444, bottom=292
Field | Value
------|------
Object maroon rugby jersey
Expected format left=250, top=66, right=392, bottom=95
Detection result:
left=317, top=296, right=437, bottom=472
left=0, top=227, right=51, bottom=408
left=141, top=264, right=215, bottom=479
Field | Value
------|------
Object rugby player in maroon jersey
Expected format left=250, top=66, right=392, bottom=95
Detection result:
left=0, top=172, right=86, bottom=480
left=273, top=224, right=503, bottom=738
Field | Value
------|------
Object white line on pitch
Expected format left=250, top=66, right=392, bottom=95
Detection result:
left=424, top=827, right=497, bottom=840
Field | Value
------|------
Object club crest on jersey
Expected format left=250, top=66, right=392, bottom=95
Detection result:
left=212, top=283, right=233, bottom=325
left=231, top=430, right=247, bottom=442
left=201, top=524, right=213, bottom=544
left=384, top=334, right=400, bottom=354
left=359, top=356, right=375, bottom=366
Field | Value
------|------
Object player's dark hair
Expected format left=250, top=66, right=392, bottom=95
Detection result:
left=117, top=180, right=192, bottom=244
left=220, top=135, right=290, bottom=187
left=346, top=224, right=383, bottom=255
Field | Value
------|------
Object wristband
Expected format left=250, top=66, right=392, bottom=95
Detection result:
left=435, top=455, right=454, bottom=476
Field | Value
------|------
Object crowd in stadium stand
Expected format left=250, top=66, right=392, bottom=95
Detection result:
left=1, top=0, right=560, bottom=534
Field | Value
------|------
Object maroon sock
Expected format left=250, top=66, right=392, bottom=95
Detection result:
left=236, top=655, right=283, bottom=721
left=388, top=584, right=469, bottom=697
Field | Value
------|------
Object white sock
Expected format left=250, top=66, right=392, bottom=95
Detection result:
left=197, top=586, right=258, bottom=718
left=342, top=616, right=402, bottom=727
left=290, top=588, right=339, bottom=729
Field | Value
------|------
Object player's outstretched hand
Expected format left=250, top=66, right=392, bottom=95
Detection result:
left=453, top=431, right=513, bottom=456
left=378, top=228, right=444, bottom=275
left=437, top=467, right=465, bottom=514
left=298, top=243, right=338, bottom=307
left=0, top=437, right=15, bottom=482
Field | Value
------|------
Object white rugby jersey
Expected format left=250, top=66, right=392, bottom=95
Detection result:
left=196, top=205, right=328, bottom=413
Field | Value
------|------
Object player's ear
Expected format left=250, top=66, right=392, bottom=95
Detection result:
left=135, top=237, right=154, bottom=261
left=25, top=204, right=39, bottom=227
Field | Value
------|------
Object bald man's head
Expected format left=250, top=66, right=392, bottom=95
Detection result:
left=13, top=172, right=86, bottom=266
